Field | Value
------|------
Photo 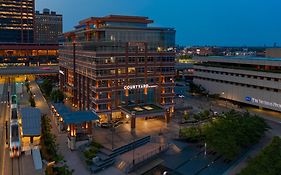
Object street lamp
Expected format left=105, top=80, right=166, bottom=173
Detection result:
left=221, top=92, right=227, bottom=107
left=111, top=125, right=115, bottom=150
left=132, top=137, right=135, bottom=166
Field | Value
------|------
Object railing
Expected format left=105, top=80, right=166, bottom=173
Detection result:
left=111, top=136, right=151, bottom=157
left=125, top=143, right=170, bottom=173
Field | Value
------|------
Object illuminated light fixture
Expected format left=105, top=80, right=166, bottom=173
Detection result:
left=59, top=70, right=65, bottom=75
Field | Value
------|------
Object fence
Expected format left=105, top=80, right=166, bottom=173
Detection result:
left=125, top=143, right=170, bottom=173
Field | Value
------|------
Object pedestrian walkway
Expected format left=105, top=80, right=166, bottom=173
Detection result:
left=224, top=134, right=272, bottom=175
left=30, top=81, right=90, bottom=175
left=19, top=82, right=43, bottom=175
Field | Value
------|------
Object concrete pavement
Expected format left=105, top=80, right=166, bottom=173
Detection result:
left=179, top=93, right=281, bottom=174
left=0, top=80, right=9, bottom=175
left=29, top=81, right=90, bottom=175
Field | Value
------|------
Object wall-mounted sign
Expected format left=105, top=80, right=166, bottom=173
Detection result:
left=245, top=96, right=281, bottom=109
left=124, top=84, right=158, bottom=90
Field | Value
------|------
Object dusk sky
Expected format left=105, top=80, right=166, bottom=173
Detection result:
left=36, top=0, right=281, bottom=47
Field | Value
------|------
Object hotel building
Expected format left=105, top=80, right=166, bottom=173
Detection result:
left=34, top=9, right=63, bottom=44
left=59, top=15, right=176, bottom=128
left=194, top=56, right=281, bottom=112
left=0, top=0, right=34, bottom=43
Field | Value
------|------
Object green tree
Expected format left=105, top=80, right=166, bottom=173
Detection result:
left=29, top=93, right=36, bottom=107
left=204, top=110, right=269, bottom=160
left=41, top=79, right=53, bottom=97
left=180, top=126, right=201, bottom=142
left=239, top=137, right=281, bottom=175
left=183, top=112, right=190, bottom=121
left=51, top=90, right=65, bottom=103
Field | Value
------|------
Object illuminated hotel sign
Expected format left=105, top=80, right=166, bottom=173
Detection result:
left=124, top=84, right=157, bottom=90
left=245, top=97, right=281, bottom=109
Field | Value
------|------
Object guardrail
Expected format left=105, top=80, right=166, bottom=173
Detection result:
left=125, top=143, right=170, bottom=173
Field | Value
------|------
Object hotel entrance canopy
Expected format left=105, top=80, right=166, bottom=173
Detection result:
left=120, top=104, right=165, bottom=118
left=52, top=102, right=100, bottom=124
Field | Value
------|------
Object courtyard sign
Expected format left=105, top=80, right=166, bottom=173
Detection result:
left=245, top=96, right=281, bottom=109
left=124, top=84, right=158, bottom=90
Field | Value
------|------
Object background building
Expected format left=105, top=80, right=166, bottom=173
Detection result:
left=59, top=15, right=176, bottom=128
left=266, top=48, right=281, bottom=58
left=194, top=56, right=281, bottom=112
left=0, top=43, right=59, bottom=66
left=0, top=3, right=60, bottom=67
left=0, top=0, right=34, bottom=43
left=34, top=8, right=63, bottom=44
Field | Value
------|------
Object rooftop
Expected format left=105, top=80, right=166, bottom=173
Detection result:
left=79, top=15, right=154, bottom=25
left=21, top=107, right=41, bottom=136
left=52, top=103, right=100, bottom=124
left=205, top=56, right=281, bottom=62
left=120, top=104, right=165, bottom=118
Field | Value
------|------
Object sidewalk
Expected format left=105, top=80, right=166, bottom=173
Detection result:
left=30, top=81, right=91, bottom=175
left=19, top=82, right=44, bottom=175
left=181, top=96, right=281, bottom=174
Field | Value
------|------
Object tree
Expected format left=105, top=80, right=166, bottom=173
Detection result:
left=239, top=137, right=281, bottom=175
left=41, top=114, right=58, bottom=161
left=29, top=92, right=36, bottom=107
left=188, top=82, right=208, bottom=95
left=180, top=126, right=201, bottom=142
left=179, top=110, right=269, bottom=160
left=204, top=110, right=269, bottom=160
left=25, top=82, right=30, bottom=93
left=51, top=90, right=65, bottom=103
left=183, top=112, right=190, bottom=121
left=41, top=79, right=53, bottom=97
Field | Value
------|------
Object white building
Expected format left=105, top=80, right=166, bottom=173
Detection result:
left=193, top=56, right=281, bottom=112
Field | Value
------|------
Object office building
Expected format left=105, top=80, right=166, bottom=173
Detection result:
left=34, top=9, right=63, bottom=44
left=0, top=43, right=59, bottom=66
left=59, top=15, right=176, bottom=129
left=0, top=0, right=34, bottom=43
left=194, top=56, right=281, bottom=112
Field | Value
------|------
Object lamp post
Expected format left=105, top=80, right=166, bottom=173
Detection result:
left=132, top=137, right=135, bottom=166
left=111, top=125, right=115, bottom=150
left=222, top=92, right=227, bottom=107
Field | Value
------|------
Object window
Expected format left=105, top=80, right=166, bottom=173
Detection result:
left=128, top=67, right=135, bottom=74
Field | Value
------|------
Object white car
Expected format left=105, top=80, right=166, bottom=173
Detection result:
left=178, top=95, right=185, bottom=98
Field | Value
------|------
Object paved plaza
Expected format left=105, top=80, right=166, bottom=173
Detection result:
left=22, top=81, right=281, bottom=175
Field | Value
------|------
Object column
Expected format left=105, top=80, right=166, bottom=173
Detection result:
left=131, top=116, right=136, bottom=130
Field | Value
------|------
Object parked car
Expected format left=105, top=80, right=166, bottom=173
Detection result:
left=99, top=123, right=113, bottom=128
left=114, top=121, right=124, bottom=128
left=178, top=94, right=185, bottom=98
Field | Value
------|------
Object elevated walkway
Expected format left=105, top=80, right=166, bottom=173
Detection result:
left=0, top=66, right=59, bottom=75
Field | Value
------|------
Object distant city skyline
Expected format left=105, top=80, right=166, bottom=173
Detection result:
left=37, top=0, right=281, bottom=47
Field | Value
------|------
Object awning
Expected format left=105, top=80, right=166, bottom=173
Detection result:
left=21, top=107, right=41, bottom=136
left=52, top=103, right=72, bottom=115
left=63, top=111, right=100, bottom=125
left=52, top=103, right=100, bottom=124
